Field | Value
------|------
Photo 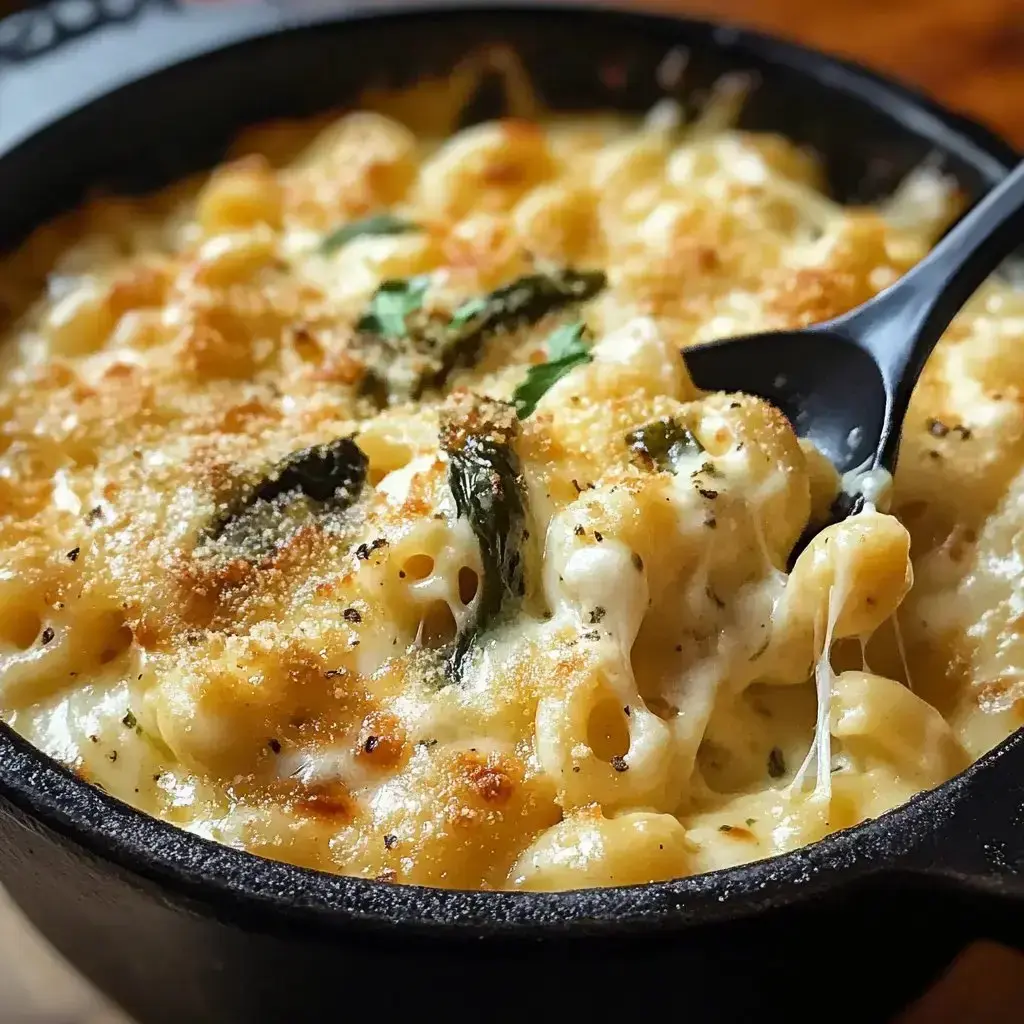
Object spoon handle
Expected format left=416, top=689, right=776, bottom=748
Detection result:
left=836, top=160, right=1024, bottom=469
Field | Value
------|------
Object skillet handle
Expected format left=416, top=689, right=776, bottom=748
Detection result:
left=891, top=730, right=1024, bottom=948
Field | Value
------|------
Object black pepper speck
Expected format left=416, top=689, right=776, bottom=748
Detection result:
left=356, top=537, right=387, bottom=560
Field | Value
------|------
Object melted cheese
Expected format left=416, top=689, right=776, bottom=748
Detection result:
left=0, top=77, right=1017, bottom=891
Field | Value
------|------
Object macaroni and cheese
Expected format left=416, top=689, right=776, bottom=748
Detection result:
left=0, top=82, right=1021, bottom=891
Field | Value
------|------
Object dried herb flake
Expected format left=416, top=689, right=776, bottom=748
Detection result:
left=626, top=417, right=704, bottom=474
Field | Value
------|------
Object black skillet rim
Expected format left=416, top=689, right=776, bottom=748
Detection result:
left=0, top=1, right=1020, bottom=938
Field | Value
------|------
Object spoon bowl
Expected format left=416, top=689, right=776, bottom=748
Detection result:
left=685, top=326, right=887, bottom=474
left=683, top=160, right=1024, bottom=528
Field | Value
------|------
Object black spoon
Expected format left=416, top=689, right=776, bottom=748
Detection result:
left=684, top=160, right=1024, bottom=528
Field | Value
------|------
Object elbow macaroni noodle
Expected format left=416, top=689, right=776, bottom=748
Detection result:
left=0, top=78, right=1020, bottom=892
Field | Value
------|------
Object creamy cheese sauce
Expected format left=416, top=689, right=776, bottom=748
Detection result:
left=0, top=73, right=1018, bottom=890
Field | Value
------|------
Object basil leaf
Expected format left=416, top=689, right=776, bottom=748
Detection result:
left=439, top=396, right=527, bottom=683
left=357, top=276, right=431, bottom=339
left=248, top=438, right=369, bottom=506
left=512, top=322, right=592, bottom=418
left=448, top=296, right=489, bottom=329
left=356, top=269, right=605, bottom=406
left=545, top=321, right=590, bottom=361
left=320, top=213, right=420, bottom=254
left=449, top=269, right=606, bottom=339
left=204, top=437, right=369, bottom=562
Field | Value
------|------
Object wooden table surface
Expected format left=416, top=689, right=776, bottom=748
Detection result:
left=648, top=0, right=1024, bottom=147
left=0, top=0, right=1022, bottom=1021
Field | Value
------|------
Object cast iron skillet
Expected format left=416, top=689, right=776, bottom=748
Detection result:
left=0, top=3, right=1022, bottom=1022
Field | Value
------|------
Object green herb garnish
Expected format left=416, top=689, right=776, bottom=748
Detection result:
left=320, top=213, right=420, bottom=254
left=357, top=276, right=431, bottom=339
left=625, top=417, right=704, bottom=473
left=439, top=395, right=527, bottom=682
left=204, top=437, right=369, bottom=562
left=449, top=268, right=605, bottom=348
left=247, top=438, right=368, bottom=507
left=449, top=295, right=489, bottom=329
left=512, top=322, right=592, bottom=418
left=355, top=268, right=606, bottom=404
